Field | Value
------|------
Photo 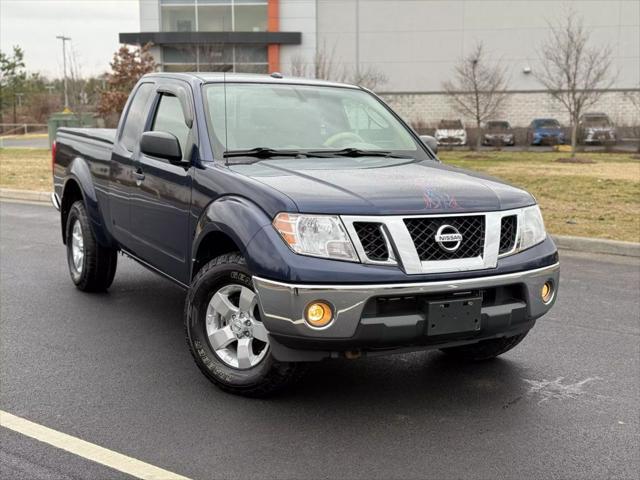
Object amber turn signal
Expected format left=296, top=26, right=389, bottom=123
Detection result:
left=541, top=281, right=554, bottom=303
left=305, top=301, right=333, bottom=328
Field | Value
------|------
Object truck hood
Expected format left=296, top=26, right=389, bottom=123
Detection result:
left=229, top=157, right=534, bottom=215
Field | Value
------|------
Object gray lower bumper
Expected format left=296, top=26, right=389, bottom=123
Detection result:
left=252, top=263, right=559, bottom=340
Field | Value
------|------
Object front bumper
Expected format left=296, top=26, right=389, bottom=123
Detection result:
left=253, top=262, right=559, bottom=361
left=532, top=134, right=564, bottom=145
left=436, top=137, right=466, bottom=146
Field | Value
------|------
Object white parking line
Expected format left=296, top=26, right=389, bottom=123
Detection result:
left=0, top=410, right=192, bottom=480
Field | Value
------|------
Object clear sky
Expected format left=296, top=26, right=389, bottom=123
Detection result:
left=1, top=0, right=140, bottom=78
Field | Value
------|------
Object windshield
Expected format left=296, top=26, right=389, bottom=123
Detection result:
left=487, top=121, right=510, bottom=130
left=204, top=83, right=425, bottom=159
left=535, top=119, right=560, bottom=128
left=437, top=120, right=463, bottom=129
left=583, top=116, right=611, bottom=127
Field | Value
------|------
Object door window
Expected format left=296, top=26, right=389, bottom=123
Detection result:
left=120, top=83, right=155, bottom=152
left=151, top=94, right=191, bottom=158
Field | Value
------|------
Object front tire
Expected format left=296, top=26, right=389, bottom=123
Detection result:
left=65, top=200, right=117, bottom=292
left=184, top=253, right=302, bottom=397
left=439, top=332, right=528, bottom=361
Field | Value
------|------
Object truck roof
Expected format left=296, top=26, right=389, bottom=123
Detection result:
left=142, top=72, right=360, bottom=89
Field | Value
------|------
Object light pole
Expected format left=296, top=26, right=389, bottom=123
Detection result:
left=56, top=35, right=71, bottom=111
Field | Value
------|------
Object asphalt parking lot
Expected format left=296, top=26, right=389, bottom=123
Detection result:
left=1, top=201, right=638, bottom=480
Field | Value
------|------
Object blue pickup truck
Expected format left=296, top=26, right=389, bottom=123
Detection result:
left=52, top=73, right=559, bottom=396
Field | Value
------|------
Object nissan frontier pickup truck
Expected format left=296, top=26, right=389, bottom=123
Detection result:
left=52, top=73, right=559, bottom=396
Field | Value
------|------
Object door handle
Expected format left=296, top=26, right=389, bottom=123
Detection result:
left=133, top=168, right=145, bottom=184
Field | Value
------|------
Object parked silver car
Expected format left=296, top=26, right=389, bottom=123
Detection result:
left=435, top=119, right=467, bottom=146
left=578, top=113, right=616, bottom=144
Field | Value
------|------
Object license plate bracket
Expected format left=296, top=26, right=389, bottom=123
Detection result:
left=426, top=296, right=482, bottom=336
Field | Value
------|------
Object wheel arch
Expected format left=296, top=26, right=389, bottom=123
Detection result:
left=60, top=157, right=114, bottom=247
left=190, top=195, right=273, bottom=281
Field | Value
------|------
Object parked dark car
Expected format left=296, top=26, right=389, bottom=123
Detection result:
left=482, top=120, right=515, bottom=146
left=434, top=119, right=467, bottom=146
left=527, top=118, right=566, bottom=145
left=578, top=112, right=617, bottom=144
left=51, top=73, right=559, bottom=396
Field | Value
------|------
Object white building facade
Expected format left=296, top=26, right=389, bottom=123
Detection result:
left=122, top=0, right=640, bottom=126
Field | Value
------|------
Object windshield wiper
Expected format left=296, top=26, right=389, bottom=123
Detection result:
left=306, top=148, right=411, bottom=159
left=223, top=147, right=303, bottom=159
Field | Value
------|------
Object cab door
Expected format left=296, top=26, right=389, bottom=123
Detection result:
left=128, top=81, right=195, bottom=283
left=108, top=82, right=155, bottom=246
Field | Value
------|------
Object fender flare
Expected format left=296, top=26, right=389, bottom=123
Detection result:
left=62, top=157, right=114, bottom=247
left=191, top=195, right=273, bottom=279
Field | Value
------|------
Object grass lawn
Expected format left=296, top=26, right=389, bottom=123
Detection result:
left=440, top=150, right=639, bottom=242
left=1, top=147, right=638, bottom=242
left=0, top=148, right=52, bottom=192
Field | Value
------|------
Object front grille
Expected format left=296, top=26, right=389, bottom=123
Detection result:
left=499, top=215, right=518, bottom=254
left=404, top=216, right=484, bottom=261
left=353, top=222, right=389, bottom=261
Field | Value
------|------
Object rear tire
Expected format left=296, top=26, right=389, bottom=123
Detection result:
left=184, top=253, right=303, bottom=397
left=65, top=200, right=117, bottom=292
left=439, top=332, right=528, bottom=361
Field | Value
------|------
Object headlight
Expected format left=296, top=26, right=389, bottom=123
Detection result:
left=273, top=213, right=358, bottom=262
left=516, top=205, right=547, bottom=252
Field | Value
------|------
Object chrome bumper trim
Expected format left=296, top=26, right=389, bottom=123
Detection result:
left=253, top=262, right=559, bottom=293
left=51, top=192, right=61, bottom=211
left=252, top=263, right=560, bottom=339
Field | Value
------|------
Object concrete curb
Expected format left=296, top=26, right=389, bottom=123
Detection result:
left=1, top=188, right=638, bottom=257
left=0, top=188, right=51, bottom=204
left=551, top=235, right=640, bottom=258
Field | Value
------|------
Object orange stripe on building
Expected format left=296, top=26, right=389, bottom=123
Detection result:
left=267, top=0, right=280, bottom=72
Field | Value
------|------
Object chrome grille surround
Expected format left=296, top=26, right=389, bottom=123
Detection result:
left=342, top=208, right=527, bottom=275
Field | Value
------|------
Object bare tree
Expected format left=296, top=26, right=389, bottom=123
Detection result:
left=66, top=45, right=92, bottom=125
left=537, top=12, right=616, bottom=157
left=351, top=65, right=388, bottom=92
left=287, top=41, right=387, bottom=91
left=443, top=42, right=509, bottom=149
left=314, top=41, right=347, bottom=83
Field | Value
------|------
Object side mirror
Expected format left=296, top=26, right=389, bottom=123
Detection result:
left=140, top=131, right=183, bottom=163
left=420, top=135, right=438, bottom=154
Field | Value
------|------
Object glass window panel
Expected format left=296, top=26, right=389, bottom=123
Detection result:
left=161, top=5, right=196, bottom=31
left=163, top=45, right=197, bottom=63
left=152, top=94, right=190, bottom=157
left=163, top=64, right=197, bottom=72
left=234, top=46, right=267, bottom=63
left=234, top=4, right=267, bottom=31
left=234, top=63, right=268, bottom=74
left=199, top=64, right=233, bottom=72
left=198, top=4, right=233, bottom=31
left=121, top=83, right=155, bottom=151
left=199, top=45, right=233, bottom=63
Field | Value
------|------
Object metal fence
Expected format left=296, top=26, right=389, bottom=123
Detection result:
left=0, top=123, right=48, bottom=136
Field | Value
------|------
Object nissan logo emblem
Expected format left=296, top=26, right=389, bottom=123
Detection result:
left=434, top=224, right=463, bottom=252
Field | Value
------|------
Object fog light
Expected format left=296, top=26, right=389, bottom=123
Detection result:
left=541, top=281, right=554, bottom=303
left=305, top=301, right=333, bottom=328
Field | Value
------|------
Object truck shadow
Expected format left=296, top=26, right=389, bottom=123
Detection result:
left=109, top=271, right=532, bottom=417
